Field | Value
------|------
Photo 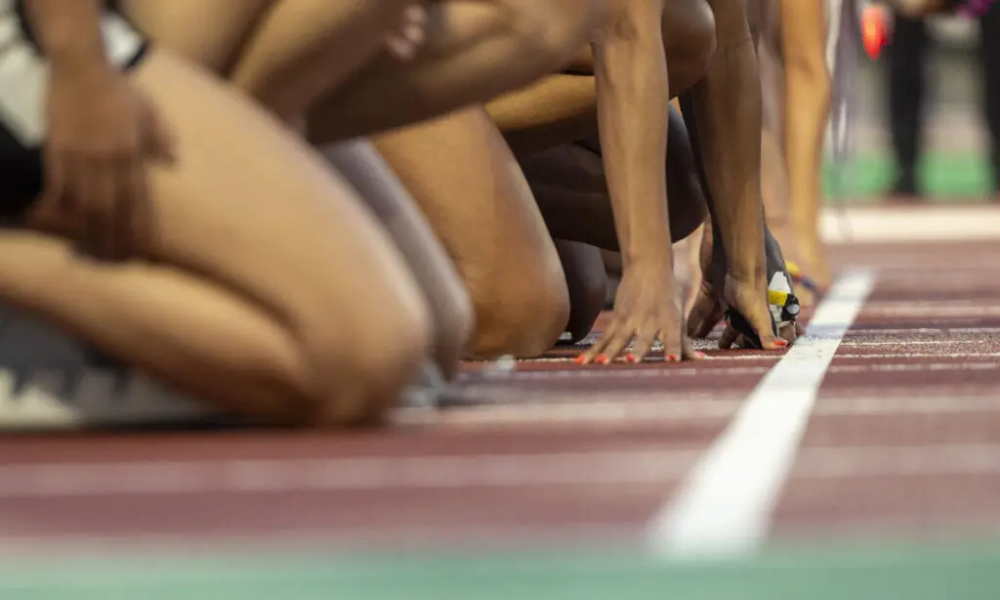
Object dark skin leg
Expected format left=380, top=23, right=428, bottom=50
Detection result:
left=519, top=105, right=708, bottom=251
left=505, top=104, right=706, bottom=346
left=555, top=240, right=607, bottom=343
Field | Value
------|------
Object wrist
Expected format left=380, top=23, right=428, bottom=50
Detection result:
left=48, top=43, right=109, bottom=76
left=29, top=2, right=107, bottom=71
left=622, top=241, right=672, bottom=269
left=622, top=250, right=674, bottom=276
left=727, top=258, right=766, bottom=282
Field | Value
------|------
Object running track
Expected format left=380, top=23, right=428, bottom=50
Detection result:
left=2, top=207, right=1000, bottom=598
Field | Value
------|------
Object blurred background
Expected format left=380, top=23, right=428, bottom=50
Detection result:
left=831, top=14, right=997, bottom=202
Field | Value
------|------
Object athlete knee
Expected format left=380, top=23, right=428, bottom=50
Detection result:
left=665, top=0, right=717, bottom=93
left=466, top=254, right=570, bottom=358
left=294, top=278, right=433, bottom=427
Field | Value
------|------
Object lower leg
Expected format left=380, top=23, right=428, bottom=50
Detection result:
left=525, top=105, right=708, bottom=250
left=0, top=231, right=311, bottom=424
left=886, top=12, right=929, bottom=194
left=979, top=5, right=1000, bottom=190
left=555, top=240, right=607, bottom=343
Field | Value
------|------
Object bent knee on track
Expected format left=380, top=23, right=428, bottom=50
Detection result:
left=465, top=264, right=570, bottom=359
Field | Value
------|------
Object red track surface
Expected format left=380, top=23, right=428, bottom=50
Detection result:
left=2, top=240, right=1000, bottom=551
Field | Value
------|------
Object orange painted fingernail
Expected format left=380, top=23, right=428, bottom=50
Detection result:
left=667, top=354, right=678, bottom=362
left=574, top=355, right=587, bottom=365
left=596, top=355, right=609, bottom=365
left=625, top=353, right=639, bottom=363
left=773, top=340, right=788, bottom=348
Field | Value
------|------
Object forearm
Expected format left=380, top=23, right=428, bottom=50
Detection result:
left=781, top=0, right=830, bottom=228
left=593, top=10, right=671, bottom=266
left=24, top=0, right=106, bottom=65
left=688, top=0, right=765, bottom=277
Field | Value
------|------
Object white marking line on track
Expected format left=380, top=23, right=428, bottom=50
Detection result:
left=646, top=269, right=875, bottom=560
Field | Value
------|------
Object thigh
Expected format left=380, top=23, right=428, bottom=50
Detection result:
left=374, top=107, right=565, bottom=290
left=25, top=51, right=424, bottom=341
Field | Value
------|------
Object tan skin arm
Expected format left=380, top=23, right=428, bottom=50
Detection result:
left=779, top=0, right=830, bottom=281
left=579, top=0, right=702, bottom=364
left=591, top=0, right=671, bottom=268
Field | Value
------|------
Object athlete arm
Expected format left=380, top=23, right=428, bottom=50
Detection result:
left=686, top=0, right=765, bottom=280
left=24, top=0, right=173, bottom=260
left=23, top=0, right=107, bottom=68
left=591, top=0, right=672, bottom=267
left=780, top=0, right=829, bottom=250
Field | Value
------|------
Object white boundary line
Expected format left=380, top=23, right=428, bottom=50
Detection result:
left=646, top=269, right=876, bottom=559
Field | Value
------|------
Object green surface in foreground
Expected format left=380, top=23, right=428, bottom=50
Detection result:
left=824, top=151, right=994, bottom=200
left=4, top=540, right=1000, bottom=600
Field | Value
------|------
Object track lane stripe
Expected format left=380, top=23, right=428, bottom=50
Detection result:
left=646, top=269, right=876, bottom=559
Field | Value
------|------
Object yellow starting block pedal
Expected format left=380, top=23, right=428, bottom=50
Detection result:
left=768, top=272, right=801, bottom=330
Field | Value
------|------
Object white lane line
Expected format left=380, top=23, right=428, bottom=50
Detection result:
left=646, top=269, right=875, bottom=559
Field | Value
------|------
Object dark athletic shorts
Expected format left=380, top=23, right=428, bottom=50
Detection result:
left=0, top=0, right=148, bottom=221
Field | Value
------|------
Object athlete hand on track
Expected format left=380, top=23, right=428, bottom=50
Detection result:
left=383, top=3, right=429, bottom=61
left=579, top=261, right=705, bottom=364
left=687, top=225, right=795, bottom=349
left=43, top=57, right=176, bottom=261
